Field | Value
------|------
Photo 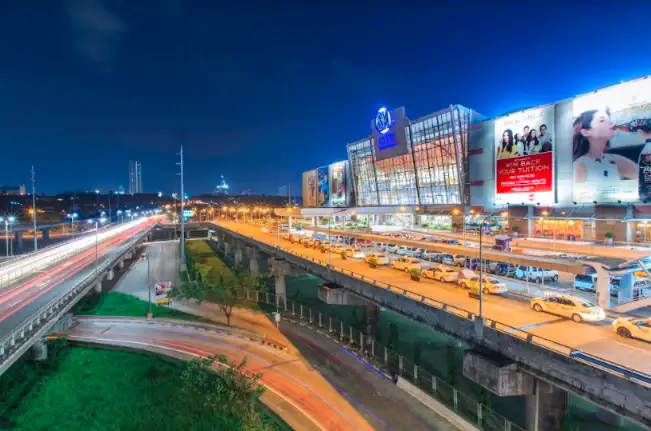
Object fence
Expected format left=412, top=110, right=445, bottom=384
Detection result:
left=244, top=290, right=525, bottom=431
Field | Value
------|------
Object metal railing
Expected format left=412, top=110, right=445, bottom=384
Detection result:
left=248, top=291, right=525, bottom=431
left=221, top=225, right=651, bottom=389
left=0, top=226, right=152, bottom=372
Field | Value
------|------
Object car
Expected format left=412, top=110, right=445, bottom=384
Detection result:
left=440, top=254, right=456, bottom=266
left=422, top=250, right=443, bottom=259
left=516, top=266, right=559, bottom=283
left=395, top=246, right=408, bottom=256
left=530, top=295, right=605, bottom=323
left=375, top=242, right=387, bottom=251
left=459, top=276, right=508, bottom=294
left=282, top=233, right=291, bottom=240
left=612, top=317, right=651, bottom=341
left=155, top=297, right=172, bottom=306
left=390, top=257, right=421, bottom=272
left=342, top=246, right=365, bottom=259
left=139, top=253, right=148, bottom=262
left=422, top=266, right=458, bottom=283
left=364, top=253, right=389, bottom=265
left=329, top=244, right=346, bottom=253
left=386, top=244, right=398, bottom=253
left=412, top=248, right=425, bottom=258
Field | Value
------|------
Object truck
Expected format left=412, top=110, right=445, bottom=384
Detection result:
left=515, top=266, right=559, bottom=283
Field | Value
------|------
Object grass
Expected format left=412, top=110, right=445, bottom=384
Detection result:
left=75, top=291, right=203, bottom=321
left=186, top=240, right=233, bottom=284
left=0, top=343, right=283, bottom=431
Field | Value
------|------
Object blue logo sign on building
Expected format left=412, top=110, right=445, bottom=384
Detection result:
left=375, top=107, right=392, bottom=135
left=371, top=106, right=409, bottom=161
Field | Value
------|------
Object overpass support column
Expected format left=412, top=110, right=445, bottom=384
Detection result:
left=270, top=258, right=291, bottom=308
left=15, top=231, right=23, bottom=249
left=223, top=241, right=231, bottom=256
left=118, top=259, right=124, bottom=270
left=247, top=247, right=260, bottom=275
left=234, top=245, right=243, bottom=268
left=364, top=303, right=379, bottom=347
left=107, top=269, right=114, bottom=281
left=42, top=228, right=50, bottom=241
left=93, top=281, right=102, bottom=295
left=31, top=338, right=48, bottom=361
left=525, top=379, right=568, bottom=431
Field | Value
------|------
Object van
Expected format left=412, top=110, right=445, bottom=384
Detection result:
left=574, top=274, right=597, bottom=292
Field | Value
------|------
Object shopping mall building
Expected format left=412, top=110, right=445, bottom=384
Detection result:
left=301, top=76, right=651, bottom=243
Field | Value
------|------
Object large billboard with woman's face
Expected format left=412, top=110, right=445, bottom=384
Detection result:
left=316, top=166, right=329, bottom=207
left=494, top=106, right=555, bottom=204
left=572, top=78, right=651, bottom=204
left=329, top=161, right=347, bottom=207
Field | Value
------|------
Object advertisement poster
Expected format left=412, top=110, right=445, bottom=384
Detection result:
left=572, top=78, right=651, bottom=204
left=329, top=161, right=347, bottom=207
left=494, top=105, right=555, bottom=204
left=302, top=170, right=317, bottom=207
left=316, top=166, right=329, bottom=207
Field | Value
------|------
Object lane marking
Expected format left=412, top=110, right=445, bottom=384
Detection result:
left=506, top=317, right=567, bottom=333
left=614, top=341, right=651, bottom=356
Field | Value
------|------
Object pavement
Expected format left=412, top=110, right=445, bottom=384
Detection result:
left=111, top=239, right=463, bottom=431
left=0, top=220, right=155, bottom=341
left=218, top=221, right=651, bottom=379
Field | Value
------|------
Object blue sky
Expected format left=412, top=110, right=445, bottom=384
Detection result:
left=1, top=0, right=650, bottom=195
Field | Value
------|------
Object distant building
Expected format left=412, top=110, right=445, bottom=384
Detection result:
left=116, top=184, right=126, bottom=195
left=0, top=185, right=26, bottom=195
left=214, top=175, right=229, bottom=196
left=278, top=185, right=287, bottom=197
left=128, top=161, right=142, bottom=194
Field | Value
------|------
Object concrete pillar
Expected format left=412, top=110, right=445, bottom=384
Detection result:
left=42, top=228, right=50, bottom=241
left=106, top=269, right=114, bottom=281
left=224, top=242, right=231, bottom=256
left=249, top=250, right=260, bottom=275
left=234, top=246, right=243, bottom=267
left=93, top=281, right=102, bottom=295
left=525, top=379, right=568, bottom=431
left=596, top=408, right=624, bottom=427
left=118, top=260, right=124, bottom=270
left=31, top=338, right=47, bottom=361
left=15, top=231, right=24, bottom=249
left=275, top=273, right=286, bottom=307
left=364, top=304, right=379, bottom=347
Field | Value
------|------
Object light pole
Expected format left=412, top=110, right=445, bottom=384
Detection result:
left=0, top=217, right=11, bottom=257
left=177, top=146, right=186, bottom=265
left=31, top=166, right=37, bottom=251
left=147, top=251, right=152, bottom=319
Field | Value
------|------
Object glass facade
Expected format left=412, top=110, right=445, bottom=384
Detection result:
left=347, top=105, right=473, bottom=207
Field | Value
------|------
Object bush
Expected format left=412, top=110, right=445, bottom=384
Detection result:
left=76, top=292, right=201, bottom=321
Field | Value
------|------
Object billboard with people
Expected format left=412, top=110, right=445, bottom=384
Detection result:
left=572, top=78, right=651, bottom=204
left=302, top=170, right=318, bottom=207
left=494, top=105, right=555, bottom=204
left=316, top=166, right=329, bottom=207
left=329, top=161, right=347, bottom=207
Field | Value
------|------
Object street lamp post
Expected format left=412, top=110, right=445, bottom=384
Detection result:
left=147, top=252, right=152, bottom=319
left=0, top=218, right=9, bottom=257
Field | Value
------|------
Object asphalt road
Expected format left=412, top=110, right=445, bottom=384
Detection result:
left=110, top=239, right=459, bottom=430
left=220, top=221, right=651, bottom=378
left=0, top=221, right=155, bottom=341
left=67, top=316, right=461, bottom=431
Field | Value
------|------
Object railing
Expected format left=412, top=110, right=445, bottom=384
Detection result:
left=0, top=226, right=151, bottom=373
left=221, top=225, right=651, bottom=389
left=247, top=291, right=525, bottom=431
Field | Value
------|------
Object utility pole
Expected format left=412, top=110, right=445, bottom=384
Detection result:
left=31, top=166, right=37, bottom=251
left=177, top=146, right=186, bottom=265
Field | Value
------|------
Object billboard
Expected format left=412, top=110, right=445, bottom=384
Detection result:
left=494, top=105, right=555, bottom=204
left=371, top=107, right=409, bottom=161
left=571, top=78, right=651, bottom=204
left=302, top=170, right=318, bottom=207
left=316, top=166, right=329, bottom=207
left=329, top=161, right=347, bottom=207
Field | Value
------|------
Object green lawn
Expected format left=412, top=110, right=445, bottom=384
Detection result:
left=75, top=291, right=202, bottom=321
left=0, top=343, right=283, bottom=431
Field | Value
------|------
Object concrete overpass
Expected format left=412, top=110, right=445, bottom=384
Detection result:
left=0, top=221, right=156, bottom=376
left=211, top=221, right=651, bottom=429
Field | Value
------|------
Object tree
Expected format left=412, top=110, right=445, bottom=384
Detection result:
left=180, top=354, right=270, bottom=429
left=169, top=278, right=210, bottom=303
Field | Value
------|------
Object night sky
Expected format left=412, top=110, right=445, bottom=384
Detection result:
left=1, top=1, right=650, bottom=196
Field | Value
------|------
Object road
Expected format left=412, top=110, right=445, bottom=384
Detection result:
left=0, top=219, right=155, bottom=341
left=111, top=239, right=459, bottom=430
left=218, top=221, right=651, bottom=379
left=66, top=317, right=458, bottom=431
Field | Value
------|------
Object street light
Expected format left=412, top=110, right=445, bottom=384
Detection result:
left=0, top=217, right=14, bottom=257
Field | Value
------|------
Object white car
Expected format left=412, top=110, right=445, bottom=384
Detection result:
left=612, top=318, right=651, bottom=341
left=390, top=257, right=421, bottom=273
left=422, top=250, right=443, bottom=259
left=516, top=266, right=559, bottom=283
left=422, top=266, right=458, bottom=283
left=364, top=253, right=389, bottom=265
left=530, top=295, right=605, bottom=323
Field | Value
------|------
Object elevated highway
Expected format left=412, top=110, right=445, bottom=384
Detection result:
left=213, top=221, right=651, bottom=428
left=0, top=218, right=158, bottom=375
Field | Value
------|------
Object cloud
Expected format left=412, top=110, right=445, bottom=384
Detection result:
left=64, top=0, right=127, bottom=66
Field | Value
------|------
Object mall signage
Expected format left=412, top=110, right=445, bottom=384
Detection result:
left=371, top=106, right=409, bottom=161
left=494, top=105, right=555, bottom=204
